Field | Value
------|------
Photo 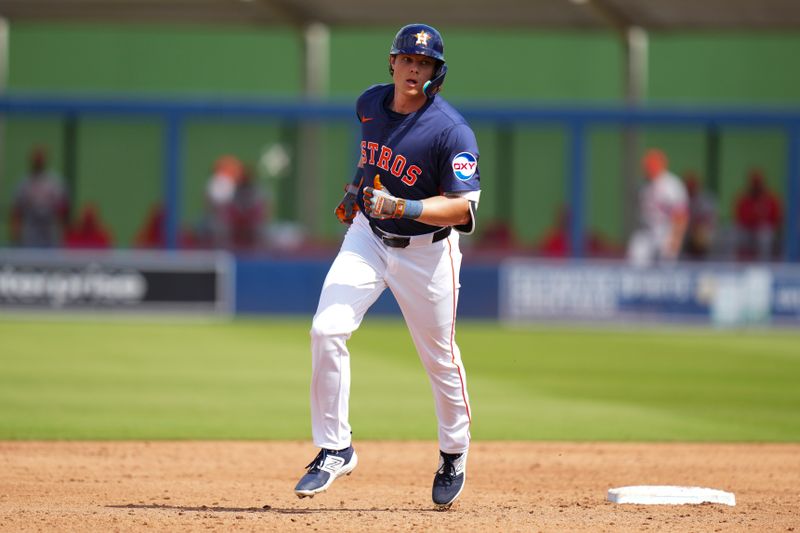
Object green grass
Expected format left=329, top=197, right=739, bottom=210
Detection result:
left=1, top=316, right=799, bottom=441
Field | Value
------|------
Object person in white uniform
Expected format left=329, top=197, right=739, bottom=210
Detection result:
left=627, top=149, right=689, bottom=267
left=294, top=23, right=480, bottom=510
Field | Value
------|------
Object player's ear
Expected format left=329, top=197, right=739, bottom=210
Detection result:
left=388, top=55, right=396, bottom=76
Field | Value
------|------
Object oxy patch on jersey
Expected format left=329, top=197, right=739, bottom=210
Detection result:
left=452, top=152, right=477, bottom=181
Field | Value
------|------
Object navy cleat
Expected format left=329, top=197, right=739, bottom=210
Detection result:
left=432, top=450, right=467, bottom=509
left=294, top=446, right=358, bottom=499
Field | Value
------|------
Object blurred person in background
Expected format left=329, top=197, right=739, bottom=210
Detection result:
left=474, top=219, right=519, bottom=253
left=9, top=146, right=70, bottom=248
left=135, top=203, right=167, bottom=248
left=134, top=203, right=195, bottom=249
left=197, top=155, right=244, bottom=249
left=682, top=171, right=717, bottom=260
left=626, top=148, right=688, bottom=267
left=734, top=168, right=783, bottom=261
left=537, top=206, right=620, bottom=259
left=228, top=166, right=269, bottom=251
left=64, top=203, right=112, bottom=249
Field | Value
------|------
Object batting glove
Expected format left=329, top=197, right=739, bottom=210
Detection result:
left=334, top=176, right=363, bottom=225
left=363, top=175, right=410, bottom=220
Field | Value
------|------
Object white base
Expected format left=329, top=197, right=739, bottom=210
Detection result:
left=607, top=485, right=736, bottom=506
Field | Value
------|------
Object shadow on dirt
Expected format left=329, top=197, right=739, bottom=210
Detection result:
left=107, top=503, right=444, bottom=514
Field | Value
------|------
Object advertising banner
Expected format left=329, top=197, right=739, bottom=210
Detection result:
left=0, top=250, right=233, bottom=314
left=500, top=259, right=798, bottom=326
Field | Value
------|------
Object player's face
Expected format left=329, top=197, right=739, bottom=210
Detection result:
left=390, top=54, right=436, bottom=99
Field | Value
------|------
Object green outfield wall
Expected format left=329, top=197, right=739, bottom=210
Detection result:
left=2, top=24, right=799, bottom=247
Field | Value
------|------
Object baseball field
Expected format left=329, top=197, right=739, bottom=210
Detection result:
left=2, top=316, right=799, bottom=531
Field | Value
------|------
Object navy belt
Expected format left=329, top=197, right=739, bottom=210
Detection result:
left=369, top=220, right=451, bottom=249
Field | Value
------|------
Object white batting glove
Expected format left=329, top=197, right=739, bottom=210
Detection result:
left=363, top=175, right=407, bottom=219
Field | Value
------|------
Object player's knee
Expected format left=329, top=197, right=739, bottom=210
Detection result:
left=310, top=316, right=350, bottom=342
left=311, top=304, right=357, bottom=339
left=310, top=320, right=353, bottom=359
left=308, top=315, right=327, bottom=342
left=309, top=321, right=331, bottom=342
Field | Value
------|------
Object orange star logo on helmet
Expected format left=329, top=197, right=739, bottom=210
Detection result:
left=415, top=31, right=430, bottom=46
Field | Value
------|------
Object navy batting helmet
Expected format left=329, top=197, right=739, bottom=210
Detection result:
left=389, top=23, right=448, bottom=97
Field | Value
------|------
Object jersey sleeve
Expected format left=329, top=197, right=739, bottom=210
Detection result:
left=437, top=124, right=481, bottom=194
left=435, top=124, right=481, bottom=234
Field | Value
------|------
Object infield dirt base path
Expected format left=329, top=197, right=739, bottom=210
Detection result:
left=1, top=441, right=798, bottom=532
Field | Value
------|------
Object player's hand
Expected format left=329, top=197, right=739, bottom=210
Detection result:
left=334, top=176, right=363, bottom=225
left=363, top=175, right=407, bottom=219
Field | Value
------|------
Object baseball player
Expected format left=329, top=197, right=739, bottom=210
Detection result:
left=627, top=148, right=689, bottom=267
left=294, top=23, right=480, bottom=510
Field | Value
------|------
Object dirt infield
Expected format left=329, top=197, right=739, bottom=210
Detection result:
left=1, top=441, right=798, bottom=532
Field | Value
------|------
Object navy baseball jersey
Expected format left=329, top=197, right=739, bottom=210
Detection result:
left=355, top=83, right=480, bottom=236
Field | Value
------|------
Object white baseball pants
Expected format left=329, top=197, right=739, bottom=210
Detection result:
left=309, top=212, right=471, bottom=454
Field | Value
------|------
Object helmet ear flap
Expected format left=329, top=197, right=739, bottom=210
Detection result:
left=423, top=63, right=447, bottom=97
